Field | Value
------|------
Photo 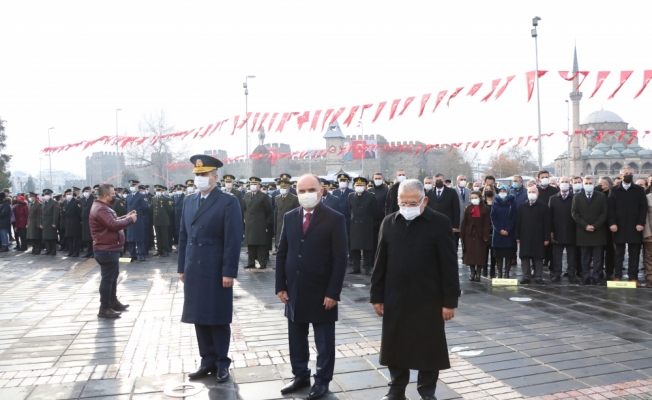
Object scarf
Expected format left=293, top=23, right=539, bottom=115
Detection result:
left=471, top=205, right=481, bottom=218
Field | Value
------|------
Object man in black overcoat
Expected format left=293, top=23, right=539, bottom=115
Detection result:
left=275, top=174, right=348, bottom=400
left=371, top=179, right=459, bottom=400
left=515, top=186, right=551, bottom=285
left=608, top=167, right=647, bottom=285
left=384, top=169, right=407, bottom=215
left=348, top=177, right=380, bottom=275
left=320, top=180, right=341, bottom=213
left=548, top=176, right=577, bottom=283
left=64, top=189, right=82, bottom=257
left=80, top=186, right=96, bottom=258
left=426, top=173, right=460, bottom=230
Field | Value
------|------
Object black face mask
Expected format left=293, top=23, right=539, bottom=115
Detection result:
left=485, top=191, right=493, bottom=197
left=623, top=174, right=633, bottom=184
left=435, top=181, right=444, bottom=188
left=595, top=184, right=604, bottom=192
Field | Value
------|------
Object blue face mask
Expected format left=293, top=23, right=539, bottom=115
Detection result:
left=512, top=182, right=519, bottom=189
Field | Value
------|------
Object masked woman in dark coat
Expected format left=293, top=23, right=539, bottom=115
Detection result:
left=490, top=186, right=517, bottom=278
left=460, top=191, right=491, bottom=282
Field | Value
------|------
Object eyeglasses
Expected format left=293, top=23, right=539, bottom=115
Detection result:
left=398, top=198, right=424, bottom=207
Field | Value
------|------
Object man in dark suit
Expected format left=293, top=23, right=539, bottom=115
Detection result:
left=80, top=186, right=96, bottom=258
left=64, top=189, right=82, bottom=257
left=537, top=170, right=560, bottom=267
left=548, top=177, right=577, bottom=283
left=126, top=181, right=151, bottom=262
left=243, top=177, right=272, bottom=269
left=172, top=184, right=185, bottom=251
left=348, top=177, right=380, bottom=275
left=608, top=167, right=647, bottom=286
left=276, top=174, right=348, bottom=400
left=515, top=186, right=551, bottom=285
left=178, top=155, right=242, bottom=384
left=385, top=169, right=407, bottom=215
left=332, top=173, right=353, bottom=261
left=572, top=176, right=608, bottom=285
left=426, top=174, right=460, bottom=230
left=320, top=180, right=341, bottom=213
left=274, top=179, right=300, bottom=249
left=222, top=174, right=244, bottom=221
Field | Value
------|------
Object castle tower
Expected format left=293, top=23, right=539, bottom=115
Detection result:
left=323, top=120, right=345, bottom=173
left=569, top=46, right=584, bottom=177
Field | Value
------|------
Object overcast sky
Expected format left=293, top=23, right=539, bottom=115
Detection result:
left=2, top=0, right=652, bottom=177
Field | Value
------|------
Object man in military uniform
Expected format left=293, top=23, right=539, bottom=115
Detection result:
left=274, top=179, right=300, bottom=250
left=243, top=177, right=272, bottom=269
left=332, top=173, right=353, bottom=261
left=64, top=189, right=82, bottom=257
left=173, top=184, right=186, bottom=251
left=80, top=186, right=96, bottom=258
left=186, top=179, right=196, bottom=195
left=126, top=180, right=151, bottom=261
left=54, top=193, right=64, bottom=249
left=320, top=179, right=341, bottom=213
left=264, top=183, right=275, bottom=253
left=152, top=184, right=173, bottom=257
left=40, top=189, right=60, bottom=256
left=27, top=192, right=43, bottom=254
left=111, top=189, right=127, bottom=217
left=349, top=178, right=380, bottom=275
left=222, top=174, right=244, bottom=221
left=166, top=186, right=175, bottom=252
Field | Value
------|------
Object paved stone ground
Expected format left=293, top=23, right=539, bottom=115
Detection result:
left=0, top=244, right=651, bottom=400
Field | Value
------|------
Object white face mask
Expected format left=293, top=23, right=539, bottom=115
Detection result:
left=129, top=186, right=137, bottom=192
left=83, top=192, right=90, bottom=198
left=560, top=182, right=570, bottom=192
left=298, top=192, right=319, bottom=209
left=399, top=199, right=423, bottom=221
left=459, top=180, right=467, bottom=187
left=262, top=189, right=268, bottom=193
left=573, top=183, right=583, bottom=192
left=195, top=176, right=212, bottom=192
left=225, top=182, right=233, bottom=189
left=397, top=175, right=406, bottom=182
left=279, top=188, right=288, bottom=195
left=176, top=190, right=183, bottom=195
left=583, top=184, right=594, bottom=193
left=499, top=192, right=507, bottom=199
left=471, top=198, right=480, bottom=205
left=540, top=178, right=549, bottom=186
left=374, top=179, right=383, bottom=186
left=249, top=184, right=258, bottom=192
left=423, top=184, right=433, bottom=191
left=66, top=195, right=73, bottom=201
left=339, top=181, right=347, bottom=189
left=528, top=193, right=538, bottom=201
left=43, top=195, right=51, bottom=201
left=155, top=191, right=162, bottom=197
left=187, top=187, right=195, bottom=194
left=354, top=186, right=364, bottom=193
left=122, top=193, right=127, bottom=198
left=473, top=186, right=480, bottom=192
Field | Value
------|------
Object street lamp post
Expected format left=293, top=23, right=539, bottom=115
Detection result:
left=116, top=109, right=122, bottom=186
left=244, top=75, right=256, bottom=176
left=358, top=121, right=364, bottom=176
left=565, top=100, right=570, bottom=175
left=531, top=16, right=543, bottom=170
left=47, top=127, right=54, bottom=187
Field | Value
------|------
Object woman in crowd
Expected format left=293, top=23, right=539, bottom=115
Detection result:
left=0, top=193, right=11, bottom=252
left=12, top=196, right=29, bottom=251
left=490, top=185, right=517, bottom=278
left=482, top=184, right=496, bottom=278
left=460, top=191, right=491, bottom=282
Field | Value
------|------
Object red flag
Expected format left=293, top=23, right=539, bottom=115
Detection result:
left=398, top=96, right=415, bottom=116
left=608, top=71, right=633, bottom=99
left=596, top=131, right=604, bottom=143
left=433, top=90, right=447, bottom=113
left=372, top=102, right=387, bottom=123
left=618, top=130, right=627, bottom=141
left=418, top=94, right=431, bottom=117
left=322, top=109, right=334, bottom=131
left=343, top=106, right=360, bottom=127
left=256, top=113, right=269, bottom=132
left=275, top=113, right=289, bottom=132
left=464, top=142, right=471, bottom=152
left=471, top=141, right=480, bottom=148
left=310, top=110, right=322, bottom=131
left=494, top=76, right=515, bottom=100
left=388, top=99, right=401, bottom=120
left=359, top=103, right=373, bottom=120
left=589, top=71, right=611, bottom=98
left=497, top=138, right=512, bottom=150
left=467, top=83, right=483, bottom=96
left=329, top=107, right=346, bottom=125
left=558, top=71, right=579, bottom=81
left=352, top=140, right=366, bottom=160
left=514, top=137, right=524, bottom=147
left=576, top=71, right=589, bottom=90
left=237, top=112, right=252, bottom=129
left=447, top=87, right=464, bottom=107
left=414, top=144, right=423, bottom=155
left=481, top=79, right=501, bottom=102
left=199, top=125, right=213, bottom=139
left=485, top=140, right=496, bottom=148
left=250, top=113, right=261, bottom=133
left=230, top=116, right=240, bottom=135
left=523, top=136, right=533, bottom=147
left=526, top=71, right=536, bottom=102
left=634, top=70, right=652, bottom=99
left=297, top=111, right=310, bottom=130
left=267, top=113, right=278, bottom=132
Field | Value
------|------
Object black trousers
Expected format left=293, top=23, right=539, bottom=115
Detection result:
left=247, top=245, right=268, bottom=267
left=95, top=251, right=120, bottom=307
left=615, top=243, right=641, bottom=280
left=83, top=241, right=93, bottom=256
left=16, top=228, right=27, bottom=249
left=580, top=246, right=603, bottom=281
left=195, top=324, right=231, bottom=369
left=388, top=366, right=439, bottom=397
left=521, top=257, right=543, bottom=280
left=30, top=239, right=42, bottom=254
left=266, top=223, right=274, bottom=251
left=543, top=242, right=552, bottom=266
left=552, top=244, right=576, bottom=278
left=43, top=239, right=57, bottom=255
left=66, top=237, right=80, bottom=255
left=351, top=249, right=373, bottom=272
left=154, top=225, right=168, bottom=253
left=604, top=233, right=615, bottom=277
left=288, top=320, right=335, bottom=386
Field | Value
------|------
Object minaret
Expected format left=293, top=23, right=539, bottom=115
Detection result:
left=569, top=46, right=584, bottom=177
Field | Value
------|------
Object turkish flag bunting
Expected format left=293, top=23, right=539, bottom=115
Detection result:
left=467, top=83, right=483, bottom=96
left=192, top=127, right=204, bottom=139
left=237, top=112, right=252, bottom=129
left=398, top=96, right=415, bottom=116
left=359, top=103, right=373, bottom=120
left=514, top=137, right=524, bottom=147
left=287, top=112, right=300, bottom=125
left=596, top=131, right=605, bottom=142
left=297, top=111, right=310, bottom=130
left=372, top=102, right=387, bottom=123
left=481, top=79, right=501, bottom=102
left=329, top=107, right=346, bottom=125
left=558, top=71, right=579, bottom=81
left=471, top=141, right=480, bottom=148
left=268, top=113, right=278, bottom=132
left=256, top=113, right=268, bottom=132
left=433, top=90, right=447, bottom=113
left=419, top=94, right=431, bottom=117
left=322, top=109, right=334, bottom=131
left=618, top=130, right=627, bottom=141
left=526, top=71, right=536, bottom=102
left=589, top=71, right=611, bottom=98
left=576, top=71, right=589, bottom=90
left=199, top=124, right=213, bottom=138
left=310, top=110, right=322, bottom=131
left=497, top=138, right=512, bottom=150
left=608, top=71, right=633, bottom=99
left=464, top=142, right=471, bottom=152
left=230, top=116, right=240, bottom=136
left=389, top=99, right=401, bottom=120
left=447, top=87, right=464, bottom=107
left=343, top=106, right=360, bottom=127
left=495, top=76, right=515, bottom=100
left=634, top=70, right=652, bottom=99
left=275, top=113, right=289, bottom=132
left=250, top=113, right=261, bottom=133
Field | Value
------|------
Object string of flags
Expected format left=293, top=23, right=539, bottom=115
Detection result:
left=41, top=69, right=652, bottom=154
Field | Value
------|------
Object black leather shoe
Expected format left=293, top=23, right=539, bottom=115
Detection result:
left=138, top=256, right=146, bottom=261
left=82, top=254, right=92, bottom=258
left=568, top=277, right=578, bottom=284
left=131, top=258, right=137, bottom=262
left=306, top=384, right=328, bottom=399
left=535, top=279, right=545, bottom=285
left=97, top=307, right=121, bottom=318
left=551, top=276, right=561, bottom=283
left=215, top=368, right=230, bottom=383
left=244, top=265, right=256, bottom=269
left=348, top=269, right=361, bottom=274
left=519, top=278, right=531, bottom=284
left=280, top=377, right=311, bottom=394
left=71, top=253, right=79, bottom=257
left=188, top=366, right=216, bottom=379
left=110, top=300, right=129, bottom=311
left=381, top=393, right=407, bottom=400
left=420, top=395, right=437, bottom=400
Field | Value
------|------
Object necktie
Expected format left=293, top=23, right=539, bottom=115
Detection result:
left=200, top=197, right=205, bottom=207
left=437, top=190, right=441, bottom=199
left=303, top=212, right=312, bottom=234
left=587, top=194, right=591, bottom=201
left=562, top=194, right=567, bottom=201
left=460, top=189, right=465, bottom=201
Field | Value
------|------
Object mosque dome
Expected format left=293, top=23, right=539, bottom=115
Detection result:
left=582, top=110, right=625, bottom=124
left=621, top=149, right=636, bottom=156
left=628, top=143, right=643, bottom=152
left=638, top=149, right=652, bottom=158
left=606, top=149, right=623, bottom=157
left=594, top=143, right=610, bottom=151
left=581, top=149, right=591, bottom=157
left=589, top=149, right=605, bottom=157
left=612, top=143, right=626, bottom=151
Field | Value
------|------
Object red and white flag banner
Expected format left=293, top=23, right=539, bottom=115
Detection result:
left=447, top=87, right=464, bottom=107
left=481, top=79, right=501, bottom=102
left=268, top=112, right=279, bottom=132
left=590, top=71, right=611, bottom=98
left=608, top=70, right=634, bottom=99
left=433, top=90, right=447, bottom=113
left=297, top=111, right=310, bottom=130
left=256, top=113, right=268, bottom=132
left=310, top=110, right=322, bottom=131
left=343, top=106, right=360, bottom=127
left=388, top=99, right=401, bottom=120
left=250, top=113, right=261, bottom=133
left=372, top=101, right=387, bottom=123
left=398, top=96, right=415, bottom=116
left=329, top=107, right=346, bottom=125
left=634, top=70, right=652, bottom=99
left=359, top=103, right=373, bottom=120
left=275, top=113, right=289, bottom=133
left=419, top=93, right=431, bottom=117
left=230, top=116, right=240, bottom=135
left=467, top=82, right=483, bottom=96
left=321, top=109, right=334, bottom=131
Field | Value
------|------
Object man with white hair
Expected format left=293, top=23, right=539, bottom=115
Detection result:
left=515, top=185, right=551, bottom=285
left=371, top=179, right=459, bottom=400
